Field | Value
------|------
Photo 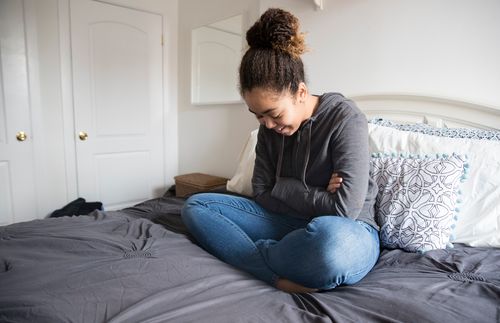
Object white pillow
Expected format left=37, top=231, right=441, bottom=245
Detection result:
left=226, top=129, right=259, bottom=196
left=369, top=123, right=500, bottom=247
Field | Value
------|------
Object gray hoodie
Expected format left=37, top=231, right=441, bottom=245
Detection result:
left=252, top=92, right=379, bottom=230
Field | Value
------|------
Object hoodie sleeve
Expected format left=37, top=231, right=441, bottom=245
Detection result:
left=252, top=126, right=303, bottom=217
left=271, top=113, right=370, bottom=219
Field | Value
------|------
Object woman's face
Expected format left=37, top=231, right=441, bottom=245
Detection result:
left=243, top=87, right=305, bottom=136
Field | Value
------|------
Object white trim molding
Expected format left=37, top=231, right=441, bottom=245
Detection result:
left=313, top=0, right=324, bottom=10
left=349, top=93, right=500, bottom=130
left=57, top=0, right=79, bottom=201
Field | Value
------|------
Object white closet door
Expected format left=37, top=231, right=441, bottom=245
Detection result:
left=0, top=0, right=38, bottom=225
left=70, top=0, right=164, bottom=210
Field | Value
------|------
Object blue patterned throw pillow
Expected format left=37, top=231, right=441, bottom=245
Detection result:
left=369, top=117, right=500, bottom=141
left=370, top=153, right=468, bottom=253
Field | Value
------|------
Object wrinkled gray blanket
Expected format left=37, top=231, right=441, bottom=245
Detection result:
left=0, top=195, right=499, bottom=323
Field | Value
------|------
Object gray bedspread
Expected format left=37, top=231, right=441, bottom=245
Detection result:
left=0, top=194, right=499, bottom=323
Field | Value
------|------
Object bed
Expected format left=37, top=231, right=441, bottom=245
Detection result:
left=1, top=94, right=499, bottom=323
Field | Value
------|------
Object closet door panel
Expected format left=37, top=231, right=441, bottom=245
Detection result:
left=70, top=0, right=164, bottom=210
left=0, top=0, right=38, bottom=224
left=91, top=22, right=149, bottom=137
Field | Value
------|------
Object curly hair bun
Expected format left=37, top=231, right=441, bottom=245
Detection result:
left=246, top=8, right=307, bottom=58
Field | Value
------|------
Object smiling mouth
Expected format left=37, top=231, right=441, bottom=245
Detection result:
left=275, top=126, right=286, bottom=133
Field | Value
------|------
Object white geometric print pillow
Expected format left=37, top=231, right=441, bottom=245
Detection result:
left=370, top=153, right=468, bottom=253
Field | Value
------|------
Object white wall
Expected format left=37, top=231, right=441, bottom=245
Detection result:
left=261, top=0, right=500, bottom=107
left=32, top=0, right=500, bottom=209
left=177, top=0, right=500, bottom=179
left=178, top=0, right=500, bottom=179
left=177, top=0, right=261, bottom=179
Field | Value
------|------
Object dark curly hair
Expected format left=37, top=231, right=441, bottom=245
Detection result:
left=239, top=8, right=308, bottom=95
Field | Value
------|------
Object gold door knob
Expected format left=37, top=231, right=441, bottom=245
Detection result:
left=78, top=131, right=88, bottom=141
left=16, top=131, right=27, bottom=141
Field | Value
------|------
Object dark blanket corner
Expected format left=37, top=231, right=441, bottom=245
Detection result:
left=122, top=189, right=188, bottom=235
left=122, top=185, right=248, bottom=235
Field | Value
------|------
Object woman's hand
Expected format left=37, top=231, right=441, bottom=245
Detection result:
left=327, top=172, right=343, bottom=193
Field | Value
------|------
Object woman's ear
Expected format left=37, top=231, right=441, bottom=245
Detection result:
left=297, top=82, right=308, bottom=104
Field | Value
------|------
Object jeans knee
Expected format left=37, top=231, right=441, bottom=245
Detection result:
left=182, top=192, right=219, bottom=209
left=300, top=216, right=377, bottom=289
left=184, top=193, right=216, bottom=206
left=181, top=194, right=211, bottom=225
left=306, top=216, right=358, bottom=251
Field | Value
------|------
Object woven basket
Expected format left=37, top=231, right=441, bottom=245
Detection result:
left=174, top=173, right=228, bottom=197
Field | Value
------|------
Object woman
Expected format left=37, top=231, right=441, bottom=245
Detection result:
left=181, top=8, right=380, bottom=293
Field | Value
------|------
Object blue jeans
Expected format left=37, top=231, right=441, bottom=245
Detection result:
left=181, top=193, right=380, bottom=290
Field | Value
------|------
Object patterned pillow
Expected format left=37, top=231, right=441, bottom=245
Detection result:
left=369, top=117, right=500, bottom=141
left=370, top=153, right=468, bottom=253
left=368, top=121, right=500, bottom=248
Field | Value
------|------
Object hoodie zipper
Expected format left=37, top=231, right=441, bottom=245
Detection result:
left=295, top=129, right=301, bottom=175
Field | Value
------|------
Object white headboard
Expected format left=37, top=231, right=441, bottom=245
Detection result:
left=349, top=93, right=500, bottom=130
